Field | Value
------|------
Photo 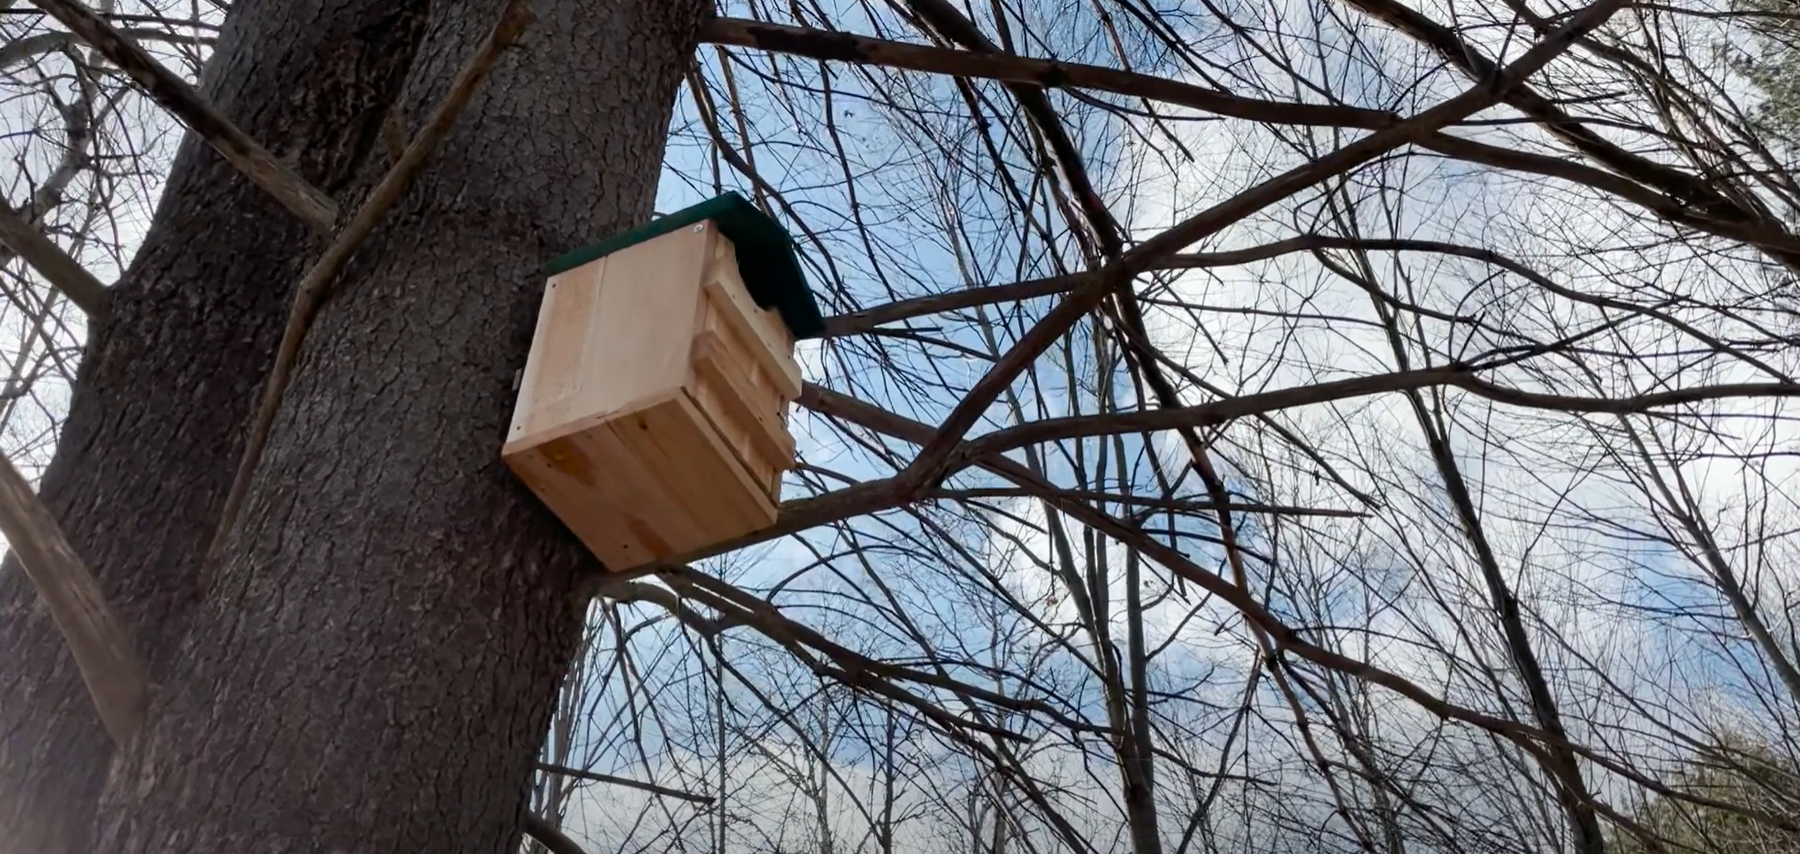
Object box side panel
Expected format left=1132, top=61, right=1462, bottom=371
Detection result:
left=671, top=390, right=781, bottom=528
left=701, top=284, right=795, bottom=419
left=689, top=311, right=797, bottom=502
left=711, top=237, right=802, bottom=397
left=690, top=342, right=782, bottom=499
left=510, top=256, right=606, bottom=440
left=572, top=225, right=710, bottom=419
left=502, top=428, right=661, bottom=569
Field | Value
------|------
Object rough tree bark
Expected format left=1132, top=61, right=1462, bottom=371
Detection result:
left=0, top=1, right=432, bottom=849
left=0, top=0, right=706, bottom=851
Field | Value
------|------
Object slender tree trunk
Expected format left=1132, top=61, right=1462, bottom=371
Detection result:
left=0, top=2, right=431, bottom=850
left=2, top=1, right=706, bottom=851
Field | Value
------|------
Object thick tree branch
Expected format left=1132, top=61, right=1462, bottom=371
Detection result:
left=0, top=450, right=145, bottom=745
left=1347, top=251, right=1608, bottom=852
left=26, top=0, right=339, bottom=232
left=520, top=812, right=590, bottom=854
left=930, top=487, right=1364, bottom=518
left=666, top=368, right=1798, bottom=567
left=944, top=373, right=1800, bottom=462
left=817, top=235, right=1482, bottom=339
left=205, top=0, right=533, bottom=569
left=826, top=228, right=1799, bottom=346
left=656, top=567, right=1084, bottom=740
left=0, top=203, right=110, bottom=319
left=1416, top=132, right=1800, bottom=256
left=894, top=0, right=1628, bottom=495
left=823, top=270, right=1094, bottom=338
left=1332, top=0, right=1800, bottom=271
left=698, top=16, right=1396, bottom=129
left=533, top=762, right=713, bottom=803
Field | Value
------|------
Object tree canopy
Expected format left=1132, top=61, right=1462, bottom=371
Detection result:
left=1614, top=733, right=1800, bottom=854
left=1736, top=0, right=1800, bottom=143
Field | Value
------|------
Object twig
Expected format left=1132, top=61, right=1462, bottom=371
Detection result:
left=893, top=0, right=1634, bottom=493
left=0, top=450, right=146, bottom=744
left=203, top=0, right=533, bottom=568
left=27, top=0, right=339, bottom=233
left=929, top=487, right=1365, bottom=518
left=0, top=203, right=109, bottom=319
left=534, top=761, right=714, bottom=804
left=521, top=812, right=591, bottom=854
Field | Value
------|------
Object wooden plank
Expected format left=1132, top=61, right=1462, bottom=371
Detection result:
left=688, top=363, right=779, bottom=496
left=506, top=396, right=748, bottom=568
left=607, top=400, right=741, bottom=535
left=511, top=223, right=713, bottom=444
left=692, top=330, right=795, bottom=492
left=694, top=280, right=797, bottom=462
left=669, top=392, right=780, bottom=526
left=708, top=238, right=802, bottom=398
left=588, top=414, right=714, bottom=557
left=503, top=433, right=655, bottom=567
left=712, top=233, right=796, bottom=353
left=508, top=258, right=607, bottom=441
left=0, top=450, right=146, bottom=745
left=506, top=392, right=721, bottom=568
left=619, top=395, right=775, bottom=534
left=696, top=289, right=778, bottom=412
left=569, top=228, right=704, bottom=427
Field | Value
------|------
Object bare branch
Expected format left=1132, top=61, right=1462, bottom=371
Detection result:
left=0, top=449, right=145, bottom=744
left=533, top=762, right=714, bottom=804
left=699, top=16, right=1397, bottom=129
left=897, top=0, right=1631, bottom=493
left=0, top=203, right=108, bottom=319
left=25, top=0, right=338, bottom=232
left=521, top=811, right=591, bottom=854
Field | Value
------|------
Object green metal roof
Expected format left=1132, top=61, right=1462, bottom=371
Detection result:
left=543, top=192, right=826, bottom=340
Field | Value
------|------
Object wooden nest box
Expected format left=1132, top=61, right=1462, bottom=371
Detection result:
left=503, top=193, right=825, bottom=571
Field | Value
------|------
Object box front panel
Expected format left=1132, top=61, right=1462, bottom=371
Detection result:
left=708, top=236, right=803, bottom=399
left=569, top=225, right=710, bottom=420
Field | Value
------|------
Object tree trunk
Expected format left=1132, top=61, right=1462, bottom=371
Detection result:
left=0, top=1, right=431, bottom=849
left=1, top=0, right=706, bottom=851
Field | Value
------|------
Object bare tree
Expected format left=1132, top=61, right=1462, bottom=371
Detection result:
left=1, top=0, right=1799, bottom=853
